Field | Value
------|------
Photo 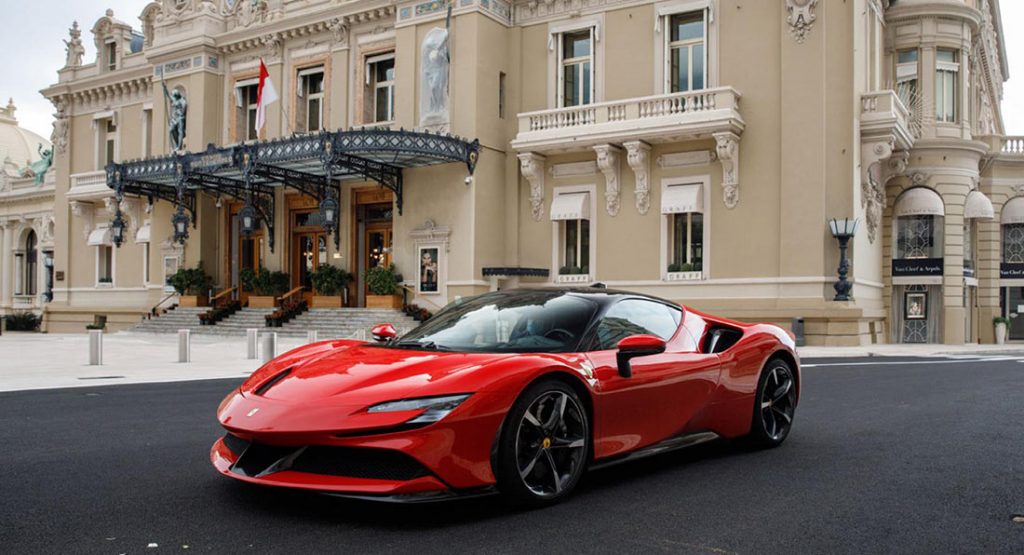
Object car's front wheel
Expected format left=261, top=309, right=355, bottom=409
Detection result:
left=746, top=358, right=798, bottom=448
left=495, top=380, right=589, bottom=507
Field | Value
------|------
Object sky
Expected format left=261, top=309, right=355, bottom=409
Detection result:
left=0, top=0, right=1023, bottom=139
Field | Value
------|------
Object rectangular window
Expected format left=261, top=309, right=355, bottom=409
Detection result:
left=895, top=49, right=919, bottom=109
left=670, top=213, right=703, bottom=272
left=668, top=12, right=706, bottom=93
left=106, top=41, right=117, bottom=71
left=560, top=219, right=590, bottom=274
left=499, top=72, right=507, bottom=119
left=143, top=243, right=151, bottom=284
left=104, top=120, right=117, bottom=167
left=560, top=30, right=593, bottom=107
left=296, top=67, right=325, bottom=133
left=97, top=246, right=113, bottom=284
left=366, top=54, right=395, bottom=123
left=935, top=48, right=958, bottom=123
left=963, top=221, right=975, bottom=277
left=235, top=83, right=259, bottom=141
left=142, top=109, right=153, bottom=157
left=14, top=253, right=24, bottom=295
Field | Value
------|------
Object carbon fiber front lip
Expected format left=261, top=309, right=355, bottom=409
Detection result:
left=320, top=486, right=499, bottom=504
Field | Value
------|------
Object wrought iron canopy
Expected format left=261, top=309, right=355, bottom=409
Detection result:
left=106, top=128, right=481, bottom=251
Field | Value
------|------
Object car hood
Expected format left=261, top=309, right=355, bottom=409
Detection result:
left=241, top=343, right=516, bottom=404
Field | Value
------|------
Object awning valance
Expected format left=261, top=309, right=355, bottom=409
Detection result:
left=1002, top=197, right=1024, bottom=224
left=895, top=187, right=944, bottom=217
left=550, top=193, right=590, bottom=221
left=88, top=226, right=112, bottom=247
left=661, top=184, right=703, bottom=214
left=964, top=191, right=994, bottom=220
left=135, top=224, right=151, bottom=243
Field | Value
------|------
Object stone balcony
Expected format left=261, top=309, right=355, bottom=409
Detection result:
left=1002, top=136, right=1024, bottom=157
left=67, top=170, right=112, bottom=202
left=860, top=90, right=918, bottom=150
left=511, top=87, right=744, bottom=154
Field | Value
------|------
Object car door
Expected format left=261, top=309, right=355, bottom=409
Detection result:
left=585, top=299, right=721, bottom=460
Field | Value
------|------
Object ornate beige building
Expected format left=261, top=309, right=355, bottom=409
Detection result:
left=0, top=100, right=56, bottom=320
left=37, top=0, right=1024, bottom=344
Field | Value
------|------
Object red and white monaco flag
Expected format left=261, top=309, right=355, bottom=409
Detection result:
left=255, top=59, right=278, bottom=133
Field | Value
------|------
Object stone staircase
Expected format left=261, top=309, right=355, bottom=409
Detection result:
left=128, top=306, right=419, bottom=339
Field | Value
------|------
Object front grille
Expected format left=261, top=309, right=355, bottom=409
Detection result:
left=231, top=442, right=299, bottom=477
left=222, top=433, right=251, bottom=455
left=291, top=446, right=432, bottom=481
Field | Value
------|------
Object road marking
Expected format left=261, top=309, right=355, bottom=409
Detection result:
left=803, top=357, right=1024, bottom=368
left=77, top=376, right=126, bottom=380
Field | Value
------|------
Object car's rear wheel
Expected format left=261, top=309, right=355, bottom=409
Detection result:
left=746, top=358, right=798, bottom=448
left=495, top=380, right=589, bottom=507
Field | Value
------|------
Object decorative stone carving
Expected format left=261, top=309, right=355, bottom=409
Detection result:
left=909, top=172, right=929, bottom=188
left=713, top=132, right=741, bottom=208
left=410, top=220, right=452, bottom=252
left=63, top=21, right=85, bottom=68
left=518, top=152, right=546, bottom=221
left=785, top=0, right=818, bottom=44
left=261, top=33, right=283, bottom=62
left=593, top=144, right=621, bottom=216
left=328, top=18, right=349, bottom=46
left=861, top=139, right=896, bottom=244
left=419, top=26, right=450, bottom=132
left=624, top=141, right=651, bottom=215
left=69, top=201, right=95, bottom=241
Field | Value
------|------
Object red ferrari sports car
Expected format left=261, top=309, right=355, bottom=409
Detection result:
left=212, top=287, right=800, bottom=506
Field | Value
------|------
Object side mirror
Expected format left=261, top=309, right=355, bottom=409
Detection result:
left=371, top=323, right=397, bottom=343
left=615, top=334, right=666, bottom=378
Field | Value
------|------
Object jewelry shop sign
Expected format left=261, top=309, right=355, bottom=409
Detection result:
left=892, top=258, right=943, bottom=277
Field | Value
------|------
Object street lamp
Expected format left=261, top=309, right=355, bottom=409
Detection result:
left=828, top=217, right=859, bottom=301
left=239, top=201, right=258, bottom=236
left=319, top=193, right=338, bottom=234
left=110, top=208, right=126, bottom=248
left=172, top=206, right=190, bottom=244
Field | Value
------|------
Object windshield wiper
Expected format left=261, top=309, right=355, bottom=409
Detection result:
left=394, top=340, right=451, bottom=351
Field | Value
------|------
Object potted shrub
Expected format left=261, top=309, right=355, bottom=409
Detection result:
left=365, top=264, right=402, bottom=309
left=249, top=267, right=290, bottom=308
left=994, top=316, right=1010, bottom=345
left=169, top=264, right=213, bottom=307
left=310, top=264, right=352, bottom=308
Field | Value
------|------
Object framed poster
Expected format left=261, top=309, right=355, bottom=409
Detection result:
left=904, top=292, right=926, bottom=320
left=418, top=246, right=440, bottom=294
left=163, top=256, right=180, bottom=293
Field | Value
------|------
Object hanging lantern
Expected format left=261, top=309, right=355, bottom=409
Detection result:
left=239, top=201, right=258, bottom=236
left=172, top=206, right=190, bottom=244
left=111, top=208, right=126, bottom=248
left=319, top=194, right=339, bottom=234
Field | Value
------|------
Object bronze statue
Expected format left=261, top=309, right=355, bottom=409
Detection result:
left=162, top=79, right=188, bottom=152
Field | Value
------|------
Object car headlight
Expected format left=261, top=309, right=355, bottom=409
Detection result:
left=367, top=394, right=472, bottom=424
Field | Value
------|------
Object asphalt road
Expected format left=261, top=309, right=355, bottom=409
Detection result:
left=2, top=356, right=1024, bottom=554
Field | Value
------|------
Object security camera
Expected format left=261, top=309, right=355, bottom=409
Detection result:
left=464, top=175, right=474, bottom=186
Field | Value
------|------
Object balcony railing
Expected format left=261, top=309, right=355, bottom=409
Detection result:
left=512, top=87, right=743, bottom=153
left=860, top=90, right=917, bottom=150
left=1003, top=136, right=1024, bottom=155
left=67, top=170, right=112, bottom=202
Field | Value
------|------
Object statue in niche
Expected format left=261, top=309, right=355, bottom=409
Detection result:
left=419, top=3, right=451, bottom=132
left=63, top=21, right=85, bottom=68
left=162, top=80, right=188, bottom=152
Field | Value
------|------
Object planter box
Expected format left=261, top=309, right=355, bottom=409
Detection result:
left=367, top=294, right=402, bottom=309
left=312, top=295, right=343, bottom=308
left=178, top=295, right=208, bottom=308
left=249, top=296, right=278, bottom=309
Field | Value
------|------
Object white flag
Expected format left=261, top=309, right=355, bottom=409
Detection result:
left=255, top=59, right=278, bottom=133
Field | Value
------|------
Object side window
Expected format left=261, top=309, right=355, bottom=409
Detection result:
left=593, top=300, right=681, bottom=350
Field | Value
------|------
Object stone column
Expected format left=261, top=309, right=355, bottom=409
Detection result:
left=0, top=225, right=11, bottom=310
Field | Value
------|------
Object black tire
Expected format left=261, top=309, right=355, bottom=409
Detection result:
left=745, top=358, right=798, bottom=449
left=495, top=380, right=590, bottom=507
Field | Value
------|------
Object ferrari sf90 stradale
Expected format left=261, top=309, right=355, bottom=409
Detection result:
left=212, top=288, right=799, bottom=506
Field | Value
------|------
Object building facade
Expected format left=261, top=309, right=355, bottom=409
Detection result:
left=38, top=0, right=1024, bottom=344
left=0, top=100, right=56, bottom=319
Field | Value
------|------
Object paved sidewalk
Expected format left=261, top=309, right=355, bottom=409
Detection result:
left=797, top=343, right=1024, bottom=358
left=0, top=331, right=309, bottom=392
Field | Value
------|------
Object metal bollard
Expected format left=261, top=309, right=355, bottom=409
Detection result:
left=261, top=332, right=277, bottom=364
left=791, top=317, right=806, bottom=347
left=246, top=328, right=258, bottom=360
left=178, top=329, right=191, bottom=363
left=88, top=329, right=103, bottom=366
left=307, top=330, right=318, bottom=344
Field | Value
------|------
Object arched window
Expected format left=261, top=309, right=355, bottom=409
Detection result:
left=25, top=230, right=37, bottom=296
left=1001, top=197, right=1024, bottom=263
left=894, top=187, right=944, bottom=260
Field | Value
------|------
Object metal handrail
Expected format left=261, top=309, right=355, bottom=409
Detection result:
left=149, top=292, right=177, bottom=319
left=210, top=286, right=237, bottom=306
left=279, top=286, right=305, bottom=304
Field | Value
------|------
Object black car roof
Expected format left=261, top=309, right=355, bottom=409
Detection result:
left=484, top=287, right=679, bottom=310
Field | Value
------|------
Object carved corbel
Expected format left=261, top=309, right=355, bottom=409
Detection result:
left=623, top=141, right=651, bottom=215
left=593, top=144, right=622, bottom=216
left=786, top=0, right=819, bottom=44
left=860, top=138, right=908, bottom=244
left=69, top=200, right=95, bottom=241
left=518, top=152, right=547, bottom=221
left=713, top=132, right=741, bottom=208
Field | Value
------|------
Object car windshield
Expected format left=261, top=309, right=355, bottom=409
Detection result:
left=394, top=292, right=598, bottom=353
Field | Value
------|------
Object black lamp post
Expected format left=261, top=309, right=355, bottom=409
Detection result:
left=172, top=206, right=190, bottom=244
left=111, top=208, right=126, bottom=248
left=239, top=201, right=258, bottom=236
left=828, top=217, right=859, bottom=301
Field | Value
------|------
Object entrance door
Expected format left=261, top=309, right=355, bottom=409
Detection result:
left=1005, top=287, right=1024, bottom=340
left=293, top=231, right=327, bottom=303
left=352, top=195, right=395, bottom=307
left=364, top=225, right=393, bottom=298
left=228, top=205, right=263, bottom=302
